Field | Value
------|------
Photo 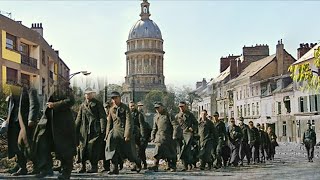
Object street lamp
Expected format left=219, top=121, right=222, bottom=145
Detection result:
left=132, top=75, right=135, bottom=102
left=69, top=71, right=91, bottom=80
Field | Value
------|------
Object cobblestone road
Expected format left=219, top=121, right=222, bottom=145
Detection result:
left=0, top=142, right=319, bottom=179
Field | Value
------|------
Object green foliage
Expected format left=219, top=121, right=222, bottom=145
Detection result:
left=289, top=47, right=320, bottom=91
left=142, top=85, right=200, bottom=114
left=143, top=90, right=177, bottom=113
left=0, top=92, right=8, bottom=119
left=173, top=85, right=202, bottom=108
left=71, top=86, right=84, bottom=113
left=96, top=84, right=123, bottom=103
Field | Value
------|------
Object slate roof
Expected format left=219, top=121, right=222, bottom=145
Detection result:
left=229, top=54, right=276, bottom=83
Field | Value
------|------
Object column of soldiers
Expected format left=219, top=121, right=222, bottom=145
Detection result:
left=1, top=86, right=318, bottom=179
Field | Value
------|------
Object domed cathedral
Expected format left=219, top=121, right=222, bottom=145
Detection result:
left=122, top=0, right=166, bottom=103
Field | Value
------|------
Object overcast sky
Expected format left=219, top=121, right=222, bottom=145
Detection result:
left=1, top=0, right=319, bottom=88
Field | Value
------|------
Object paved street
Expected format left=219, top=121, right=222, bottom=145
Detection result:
left=0, top=142, right=319, bottom=179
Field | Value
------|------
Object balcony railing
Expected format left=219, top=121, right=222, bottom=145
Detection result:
left=21, top=54, right=38, bottom=69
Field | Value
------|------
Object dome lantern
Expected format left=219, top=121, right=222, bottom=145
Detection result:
left=140, top=0, right=151, bottom=20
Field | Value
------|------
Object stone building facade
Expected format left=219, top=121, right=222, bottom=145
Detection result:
left=193, top=40, right=320, bottom=143
left=122, top=0, right=166, bottom=103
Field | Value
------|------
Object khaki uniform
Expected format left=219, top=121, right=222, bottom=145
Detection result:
left=151, top=109, right=180, bottom=169
left=75, top=98, right=106, bottom=169
left=105, top=103, right=140, bottom=171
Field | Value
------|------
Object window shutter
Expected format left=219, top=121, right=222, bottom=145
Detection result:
left=316, top=94, right=320, bottom=111
left=303, top=96, right=308, bottom=112
left=310, top=95, right=316, bottom=112
left=298, top=97, right=301, bottom=112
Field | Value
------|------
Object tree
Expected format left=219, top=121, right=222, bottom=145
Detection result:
left=173, top=85, right=202, bottom=110
left=289, top=46, right=320, bottom=91
left=143, top=90, right=177, bottom=113
left=96, top=84, right=123, bottom=103
left=71, top=86, right=84, bottom=113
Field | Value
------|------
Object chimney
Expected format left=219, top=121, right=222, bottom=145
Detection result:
left=276, top=39, right=284, bottom=76
left=237, top=59, right=242, bottom=75
left=196, top=78, right=207, bottom=89
left=55, top=50, right=59, bottom=56
left=220, top=57, right=230, bottom=73
left=202, top=78, right=207, bottom=86
left=242, top=44, right=269, bottom=68
left=220, top=55, right=241, bottom=73
left=31, top=23, right=43, bottom=36
left=196, top=81, right=202, bottom=89
left=230, top=59, right=238, bottom=79
left=297, top=43, right=317, bottom=59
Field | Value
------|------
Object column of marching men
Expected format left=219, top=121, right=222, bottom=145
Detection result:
left=0, top=83, right=317, bottom=180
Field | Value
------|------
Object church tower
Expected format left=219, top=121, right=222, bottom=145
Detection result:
left=122, top=0, right=166, bottom=103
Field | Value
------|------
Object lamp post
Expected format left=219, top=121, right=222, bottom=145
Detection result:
left=132, top=75, right=135, bottom=102
left=69, top=71, right=91, bottom=80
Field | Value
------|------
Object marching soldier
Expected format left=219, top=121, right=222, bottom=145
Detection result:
left=198, top=110, right=216, bottom=170
left=7, top=84, right=39, bottom=176
left=148, top=102, right=180, bottom=172
left=248, top=121, right=260, bottom=164
left=101, top=102, right=112, bottom=172
left=267, top=126, right=278, bottom=160
left=33, top=84, right=76, bottom=179
left=302, top=122, right=317, bottom=162
left=257, top=123, right=269, bottom=163
left=137, top=101, right=152, bottom=169
left=75, top=87, right=106, bottom=173
left=238, top=117, right=250, bottom=165
left=175, top=101, right=197, bottom=171
left=212, top=112, right=226, bottom=169
left=227, top=118, right=242, bottom=166
left=105, top=91, right=141, bottom=175
left=129, top=101, right=148, bottom=171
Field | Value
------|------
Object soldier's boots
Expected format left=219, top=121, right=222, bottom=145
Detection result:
left=28, top=168, right=40, bottom=175
left=239, top=160, right=244, bottom=166
left=119, top=162, right=123, bottom=170
left=78, top=163, right=86, bottom=173
left=181, top=161, right=188, bottom=171
left=102, top=160, right=110, bottom=172
left=87, top=165, right=98, bottom=173
left=143, top=161, right=148, bottom=169
left=168, top=159, right=177, bottom=172
left=108, top=164, right=119, bottom=175
left=6, top=164, right=20, bottom=174
left=35, top=169, right=54, bottom=178
left=130, top=162, right=142, bottom=173
left=58, top=168, right=72, bottom=180
left=12, top=168, right=27, bottom=176
left=208, top=162, right=212, bottom=170
left=53, top=165, right=62, bottom=172
left=199, top=160, right=205, bottom=170
left=148, top=159, right=159, bottom=172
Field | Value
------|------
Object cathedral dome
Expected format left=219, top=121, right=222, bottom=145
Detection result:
left=127, top=0, right=162, bottom=40
left=128, top=19, right=162, bottom=40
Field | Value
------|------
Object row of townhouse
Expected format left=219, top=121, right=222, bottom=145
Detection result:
left=193, top=40, right=320, bottom=143
left=0, top=14, right=70, bottom=108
